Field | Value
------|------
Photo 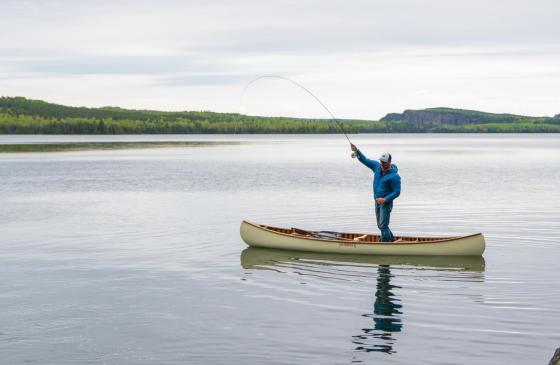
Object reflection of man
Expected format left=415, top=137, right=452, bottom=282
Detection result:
left=351, top=144, right=401, bottom=242
left=352, top=265, right=402, bottom=354
left=373, top=265, right=402, bottom=333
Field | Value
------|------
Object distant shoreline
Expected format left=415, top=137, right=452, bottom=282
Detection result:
left=1, top=96, right=559, bottom=134
left=0, top=141, right=241, bottom=153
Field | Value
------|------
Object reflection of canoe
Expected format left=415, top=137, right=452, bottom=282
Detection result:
left=240, top=220, right=485, bottom=256
left=240, top=247, right=486, bottom=272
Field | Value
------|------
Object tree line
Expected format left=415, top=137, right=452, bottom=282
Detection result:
left=0, top=96, right=558, bottom=134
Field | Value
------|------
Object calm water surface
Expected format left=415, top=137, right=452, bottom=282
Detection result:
left=1, top=134, right=559, bottom=364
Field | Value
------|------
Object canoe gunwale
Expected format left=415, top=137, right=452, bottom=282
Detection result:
left=241, top=220, right=483, bottom=246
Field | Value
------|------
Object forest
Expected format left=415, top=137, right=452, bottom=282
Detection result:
left=1, top=97, right=558, bottom=134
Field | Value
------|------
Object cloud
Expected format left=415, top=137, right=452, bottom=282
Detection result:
left=0, top=0, right=559, bottom=119
left=1, top=55, right=219, bottom=76
left=158, top=73, right=255, bottom=86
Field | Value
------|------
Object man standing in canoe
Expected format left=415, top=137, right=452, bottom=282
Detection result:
left=350, top=144, right=401, bottom=242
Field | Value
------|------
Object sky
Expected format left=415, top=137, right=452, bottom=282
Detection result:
left=1, top=0, right=559, bottom=120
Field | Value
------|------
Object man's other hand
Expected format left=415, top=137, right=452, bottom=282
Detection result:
left=375, top=198, right=386, bottom=204
left=350, top=144, right=357, bottom=152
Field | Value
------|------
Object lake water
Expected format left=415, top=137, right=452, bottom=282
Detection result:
left=1, top=134, right=559, bottom=364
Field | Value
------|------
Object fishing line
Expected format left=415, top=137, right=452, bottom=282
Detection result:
left=241, top=75, right=354, bottom=146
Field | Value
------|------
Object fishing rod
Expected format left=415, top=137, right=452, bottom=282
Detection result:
left=241, top=75, right=357, bottom=157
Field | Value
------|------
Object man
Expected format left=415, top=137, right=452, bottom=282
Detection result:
left=350, top=144, right=401, bottom=242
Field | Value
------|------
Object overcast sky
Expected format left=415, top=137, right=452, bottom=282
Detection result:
left=1, top=0, right=559, bottom=119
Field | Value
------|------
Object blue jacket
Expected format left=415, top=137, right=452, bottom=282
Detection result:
left=356, top=150, right=401, bottom=202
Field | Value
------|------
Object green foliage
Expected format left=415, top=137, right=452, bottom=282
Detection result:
left=0, top=96, right=383, bottom=134
left=0, top=141, right=232, bottom=153
left=431, top=122, right=560, bottom=133
left=0, top=96, right=558, bottom=134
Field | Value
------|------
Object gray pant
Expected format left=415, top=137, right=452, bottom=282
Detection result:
left=375, top=201, right=394, bottom=242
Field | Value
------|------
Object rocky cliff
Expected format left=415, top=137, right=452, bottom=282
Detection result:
left=381, top=108, right=530, bottom=127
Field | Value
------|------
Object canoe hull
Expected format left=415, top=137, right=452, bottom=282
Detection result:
left=240, top=221, right=485, bottom=256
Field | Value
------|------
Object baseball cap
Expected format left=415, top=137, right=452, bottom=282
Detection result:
left=379, top=152, right=392, bottom=163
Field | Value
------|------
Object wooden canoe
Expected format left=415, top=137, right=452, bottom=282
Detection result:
left=240, top=220, right=485, bottom=256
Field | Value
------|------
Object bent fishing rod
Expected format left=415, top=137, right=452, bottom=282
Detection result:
left=242, top=75, right=357, bottom=158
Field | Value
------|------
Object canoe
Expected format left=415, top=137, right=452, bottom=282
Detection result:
left=240, top=220, right=485, bottom=256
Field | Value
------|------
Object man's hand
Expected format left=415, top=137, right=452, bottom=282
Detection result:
left=375, top=198, right=387, bottom=204
left=350, top=143, right=357, bottom=152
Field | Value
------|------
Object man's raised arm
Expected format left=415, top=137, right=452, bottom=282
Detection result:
left=351, top=144, right=380, bottom=171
